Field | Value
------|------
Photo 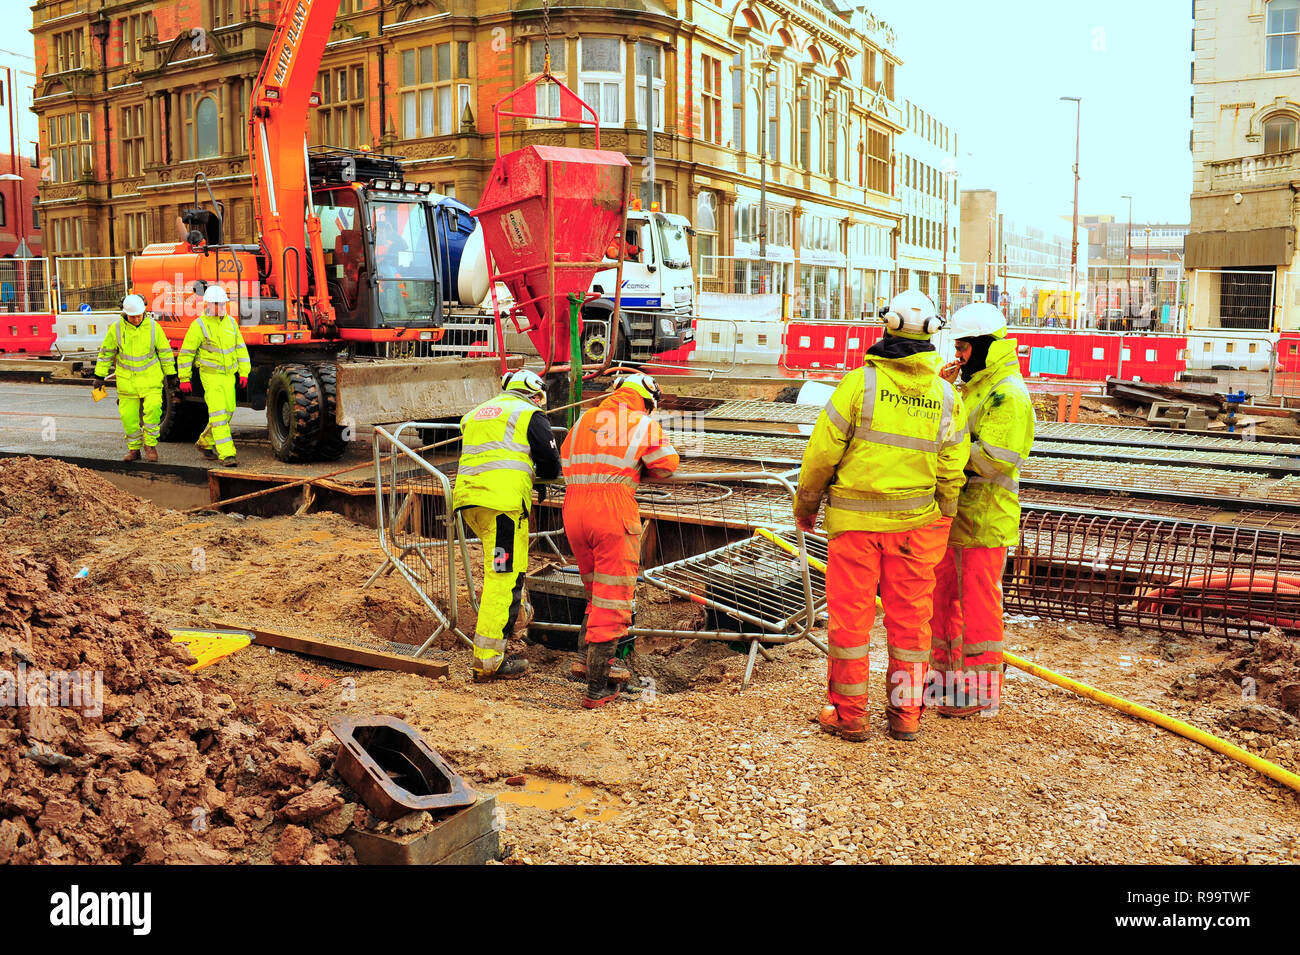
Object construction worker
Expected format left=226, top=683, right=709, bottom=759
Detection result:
left=93, top=293, right=177, bottom=463
left=796, top=290, right=969, bottom=742
left=178, top=285, right=250, bottom=468
left=932, top=303, right=1035, bottom=717
left=562, top=373, right=679, bottom=708
left=453, top=369, right=561, bottom=682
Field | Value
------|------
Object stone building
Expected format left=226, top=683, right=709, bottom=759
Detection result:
left=30, top=0, right=912, bottom=321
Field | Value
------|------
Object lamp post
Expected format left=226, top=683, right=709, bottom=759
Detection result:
left=941, top=167, right=956, bottom=316
left=1060, top=96, right=1081, bottom=326
left=757, top=59, right=778, bottom=263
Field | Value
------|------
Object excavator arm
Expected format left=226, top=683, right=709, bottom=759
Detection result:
left=249, top=0, right=338, bottom=334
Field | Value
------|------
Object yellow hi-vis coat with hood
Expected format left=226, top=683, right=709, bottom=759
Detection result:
left=94, top=317, right=176, bottom=394
left=949, top=337, right=1036, bottom=548
left=796, top=350, right=970, bottom=537
left=452, top=391, right=543, bottom=513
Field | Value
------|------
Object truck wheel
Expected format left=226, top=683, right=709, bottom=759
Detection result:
left=266, top=363, right=321, bottom=462
left=310, top=362, right=349, bottom=461
left=158, top=384, right=207, bottom=442
left=581, top=324, right=609, bottom=365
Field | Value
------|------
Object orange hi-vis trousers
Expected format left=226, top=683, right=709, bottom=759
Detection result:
left=930, top=546, right=1008, bottom=712
left=825, top=518, right=951, bottom=726
left=563, top=486, right=641, bottom=645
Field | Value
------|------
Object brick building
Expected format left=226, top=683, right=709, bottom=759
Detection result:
left=30, top=0, right=907, bottom=319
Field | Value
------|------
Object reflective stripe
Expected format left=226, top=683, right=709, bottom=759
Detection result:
left=823, top=398, right=852, bottom=437
left=868, top=431, right=942, bottom=453
left=593, top=572, right=636, bottom=587
left=458, top=460, right=535, bottom=477
left=852, top=365, right=944, bottom=454
left=463, top=438, right=531, bottom=455
left=963, top=640, right=1004, bottom=656
left=828, top=490, right=936, bottom=512
left=828, top=643, right=870, bottom=660
left=978, top=440, right=1026, bottom=467
left=564, top=453, right=638, bottom=469
left=580, top=573, right=595, bottom=585
left=967, top=472, right=1019, bottom=494
left=474, top=634, right=507, bottom=652
left=592, top=595, right=634, bottom=611
left=942, top=425, right=970, bottom=451
left=888, top=646, right=930, bottom=663
left=565, top=473, right=637, bottom=487
left=213, top=435, right=235, bottom=447
left=831, top=680, right=869, bottom=697
left=641, top=444, right=677, bottom=465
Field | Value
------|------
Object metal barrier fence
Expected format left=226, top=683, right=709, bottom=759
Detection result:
left=1188, top=268, right=1278, bottom=332
left=0, top=258, right=51, bottom=313
left=698, top=255, right=795, bottom=298
left=1086, top=264, right=1184, bottom=331
left=54, top=255, right=129, bottom=314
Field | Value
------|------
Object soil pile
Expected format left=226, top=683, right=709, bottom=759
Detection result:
left=1172, top=631, right=1300, bottom=737
left=0, top=457, right=160, bottom=558
left=0, top=551, right=356, bottom=864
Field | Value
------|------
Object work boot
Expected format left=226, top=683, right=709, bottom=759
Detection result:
left=581, top=641, right=620, bottom=709
left=472, top=655, right=530, bottom=683
left=817, top=705, right=869, bottom=743
left=197, top=446, right=218, bottom=461
left=122, top=449, right=141, bottom=462
left=221, top=456, right=239, bottom=468
left=887, top=716, right=921, bottom=742
left=143, top=446, right=158, bottom=463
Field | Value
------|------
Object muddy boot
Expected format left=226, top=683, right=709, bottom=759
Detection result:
left=222, top=456, right=239, bottom=468
left=581, top=641, right=620, bottom=709
left=143, top=446, right=158, bottom=463
left=122, top=449, right=141, bottom=462
left=473, top=655, right=530, bottom=683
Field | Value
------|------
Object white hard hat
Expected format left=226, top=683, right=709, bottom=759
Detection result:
left=617, top=372, right=661, bottom=410
left=203, top=284, right=229, bottom=305
left=881, top=289, right=944, bottom=338
left=502, top=368, right=546, bottom=397
left=121, top=294, right=146, bottom=317
left=948, top=302, right=1007, bottom=340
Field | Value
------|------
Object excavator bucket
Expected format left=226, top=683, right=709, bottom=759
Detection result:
left=334, top=358, right=504, bottom=426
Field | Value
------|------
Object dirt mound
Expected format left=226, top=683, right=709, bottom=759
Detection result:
left=0, top=551, right=355, bottom=864
left=0, top=457, right=161, bottom=559
left=1171, top=632, right=1300, bottom=738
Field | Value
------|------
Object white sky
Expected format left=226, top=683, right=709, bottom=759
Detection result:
left=874, top=0, right=1193, bottom=226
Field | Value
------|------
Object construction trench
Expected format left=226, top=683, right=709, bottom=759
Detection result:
left=3, top=382, right=1300, bottom=866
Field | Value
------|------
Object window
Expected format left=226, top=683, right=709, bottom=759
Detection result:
left=867, top=127, right=889, bottom=194
left=317, top=65, right=366, bottom=148
left=209, top=0, right=238, bottom=28
left=31, top=198, right=39, bottom=230
left=1264, top=113, right=1298, bottom=153
left=695, top=190, right=718, bottom=277
left=798, top=86, right=810, bottom=169
left=46, top=111, right=92, bottom=183
left=527, top=39, right=563, bottom=120
left=119, top=13, right=146, bottom=65
left=633, top=41, right=664, bottom=131
left=183, top=93, right=221, bottom=159
left=0, top=194, right=5, bottom=228
left=700, top=54, right=722, bottom=144
left=580, top=38, right=623, bottom=126
left=119, top=104, right=144, bottom=177
left=863, top=49, right=876, bottom=89
left=731, top=53, right=744, bottom=149
left=52, top=29, right=84, bottom=73
left=399, top=43, right=457, bottom=137
left=884, top=61, right=895, bottom=100
left=1266, top=0, right=1299, bottom=71
left=123, top=211, right=150, bottom=252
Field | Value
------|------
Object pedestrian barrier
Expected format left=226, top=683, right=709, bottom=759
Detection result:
left=780, top=320, right=882, bottom=371
left=0, top=313, right=57, bottom=355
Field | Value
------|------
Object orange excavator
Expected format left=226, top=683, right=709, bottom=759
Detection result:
left=132, top=0, right=495, bottom=461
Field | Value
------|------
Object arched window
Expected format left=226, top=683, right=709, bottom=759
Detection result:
left=195, top=96, right=220, bottom=158
left=1264, top=113, right=1298, bottom=153
left=695, top=190, right=718, bottom=278
left=1267, top=0, right=1299, bottom=71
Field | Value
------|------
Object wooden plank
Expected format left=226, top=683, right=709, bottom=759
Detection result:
left=218, top=620, right=449, bottom=679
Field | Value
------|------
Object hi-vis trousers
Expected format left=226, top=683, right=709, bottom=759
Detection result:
left=461, top=505, right=529, bottom=674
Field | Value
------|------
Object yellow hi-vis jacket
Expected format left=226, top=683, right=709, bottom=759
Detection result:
left=949, top=338, right=1036, bottom=549
left=93, top=317, right=177, bottom=395
left=178, top=313, right=251, bottom=381
left=796, top=350, right=969, bottom=537
left=452, top=391, right=541, bottom=513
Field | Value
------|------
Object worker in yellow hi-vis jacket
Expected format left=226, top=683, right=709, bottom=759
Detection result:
left=93, top=294, right=177, bottom=463
left=178, top=285, right=250, bottom=467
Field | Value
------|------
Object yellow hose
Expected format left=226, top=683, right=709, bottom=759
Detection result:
left=759, top=528, right=1300, bottom=794
left=1005, top=652, right=1300, bottom=794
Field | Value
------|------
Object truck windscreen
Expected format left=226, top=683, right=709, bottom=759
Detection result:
left=657, top=218, right=691, bottom=271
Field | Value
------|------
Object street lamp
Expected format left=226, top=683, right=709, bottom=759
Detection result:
left=941, top=167, right=957, bottom=316
left=1061, top=96, right=1081, bottom=326
left=756, top=59, right=778, bottom=262
left=1119, top=194, right=1133, bottom=267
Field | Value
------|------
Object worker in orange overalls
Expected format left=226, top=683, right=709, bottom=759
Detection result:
left=562, top=373, right=679, bottom=708
left=932, top=303, right=1036, bottom=717
left=796, top=290, right=970, bottom=741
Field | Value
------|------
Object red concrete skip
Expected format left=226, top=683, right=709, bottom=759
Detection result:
left=0, top=313, right=57, bottom=355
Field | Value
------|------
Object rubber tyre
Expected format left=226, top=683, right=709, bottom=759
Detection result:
left=158, top=384, right=207, bottom=442
left=310, top=362, right=349, bottom=461
left=266, top=363, right=322, bottom=462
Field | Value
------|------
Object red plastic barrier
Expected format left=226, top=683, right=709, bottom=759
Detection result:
left=0, top=313, right=57, bottom=355
left=781, top=322, right=881, bottom=371
left=1279, top=332, right=1300, bottom=374
left=1009, top=330, right=1188, bottom=383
